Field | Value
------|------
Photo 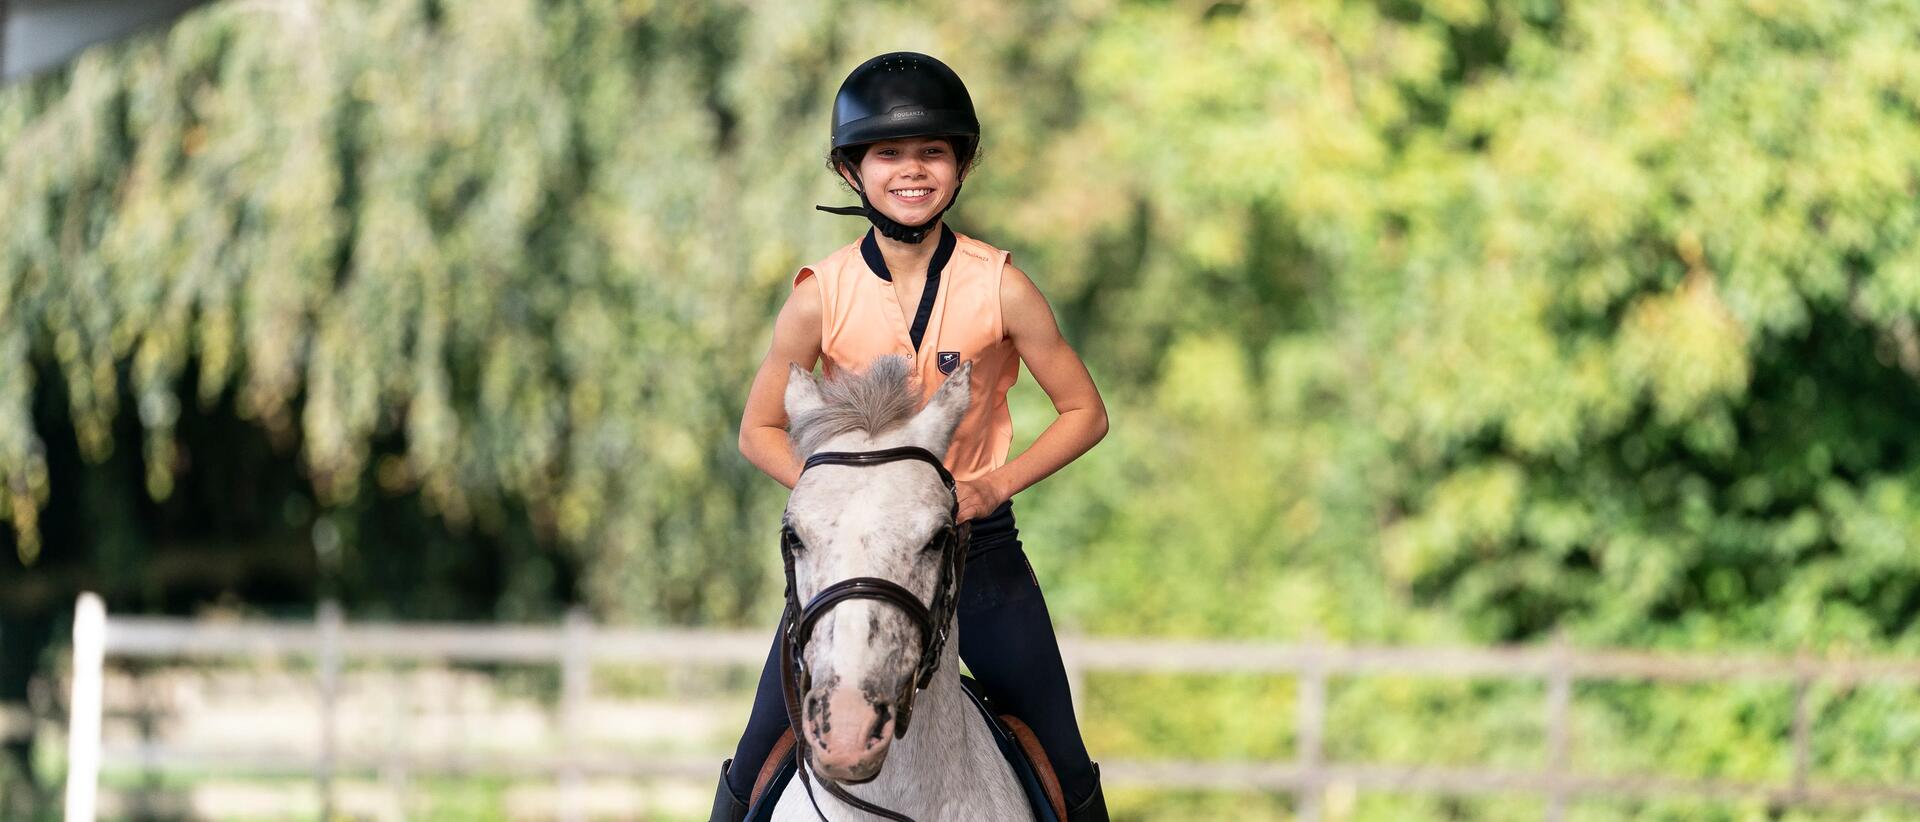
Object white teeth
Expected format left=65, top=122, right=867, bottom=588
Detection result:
left=893, top=189, right=931, bottom=197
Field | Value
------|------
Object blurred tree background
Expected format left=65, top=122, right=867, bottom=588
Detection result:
left=3, top=0, right=1920, bottom=819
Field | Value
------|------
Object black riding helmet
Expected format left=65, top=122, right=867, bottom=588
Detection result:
left=816, top=52, right=979, bottom=244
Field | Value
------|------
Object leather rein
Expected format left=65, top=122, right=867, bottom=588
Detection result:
left=778, top=446, right=972, bottom=822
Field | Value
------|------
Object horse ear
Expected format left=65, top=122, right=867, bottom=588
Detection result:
left=903, top=361, right=973, bottom=452
left=785, top=364, right=825, bottom=420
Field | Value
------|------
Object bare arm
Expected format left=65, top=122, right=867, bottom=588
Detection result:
left=956, top=263, right=1108, bottom=520
left=738, top=276, right=825, bottom=489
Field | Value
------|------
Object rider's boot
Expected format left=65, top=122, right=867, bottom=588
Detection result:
left=1066, top=763, right=1110, bottom=822
left=709, top=759, right=750, bottom=822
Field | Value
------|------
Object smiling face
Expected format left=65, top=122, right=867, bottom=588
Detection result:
left=840, top=137, right=963, bottom=227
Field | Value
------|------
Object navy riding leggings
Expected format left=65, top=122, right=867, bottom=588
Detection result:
left=725, top=501, right=1099, bottom=807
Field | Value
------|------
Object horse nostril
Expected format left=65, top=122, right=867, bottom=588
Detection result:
left=867, top=703, right=892, bottom=745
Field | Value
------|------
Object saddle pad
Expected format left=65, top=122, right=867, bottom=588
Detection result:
left=742, top=680, right=1063, bottom=822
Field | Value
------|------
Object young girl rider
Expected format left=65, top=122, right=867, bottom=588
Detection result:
left=711, top=52, right=1111, bottom=822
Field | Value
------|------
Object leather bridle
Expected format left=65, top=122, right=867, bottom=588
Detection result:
left=778, top=446, right=972, bottom=822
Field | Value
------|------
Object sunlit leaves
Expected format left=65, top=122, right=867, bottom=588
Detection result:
left=3, top=1, right=1920, bottom=655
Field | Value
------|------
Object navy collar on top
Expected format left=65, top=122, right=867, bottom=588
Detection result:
left=860, top=225, right=957, bottom=351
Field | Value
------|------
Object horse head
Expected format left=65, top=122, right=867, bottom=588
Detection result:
left=780, top=355, right=972, bottom=783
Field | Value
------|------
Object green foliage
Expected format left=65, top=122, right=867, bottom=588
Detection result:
left=10, top=0, right=1913, bottom=638
left=0, top=0, right=825, bottom=621
left=992, top=0, right=1920, bottom=653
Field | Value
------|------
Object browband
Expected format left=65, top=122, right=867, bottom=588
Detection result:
left=803, top=447, right=958, bottom=516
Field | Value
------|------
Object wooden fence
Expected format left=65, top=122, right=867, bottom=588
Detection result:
left=62, top=592, right=1920, bottom=821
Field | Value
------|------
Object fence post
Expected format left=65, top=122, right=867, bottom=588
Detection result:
left=1295, top=634, right=1326, bottom=822
left=317, top=600, right=343, bottom=820
left=381, top=666, right=411, bottom=822
left=65, top=592, right=106, bottom=822
left=1790, top=651, right=1813, bottom=802
left=559, top=607, right=592, bottom=822
left=1544, top=629, right=1572, bottom=822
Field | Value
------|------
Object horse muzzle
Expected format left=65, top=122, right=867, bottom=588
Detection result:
left=804, top=684, right=900, bottom=782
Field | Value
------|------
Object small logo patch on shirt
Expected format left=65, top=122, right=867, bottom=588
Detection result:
left=937, top=352, right=961, bottom=375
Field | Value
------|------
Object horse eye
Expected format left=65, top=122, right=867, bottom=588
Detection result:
left=923, top=528, right=951, bottom=553
left=784, top=526, right=807, bottom=553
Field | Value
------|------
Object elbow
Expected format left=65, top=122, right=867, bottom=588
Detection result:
left=1087, top=404, right=1110, bottom=444
left=738, top=425, right=755, bottom=461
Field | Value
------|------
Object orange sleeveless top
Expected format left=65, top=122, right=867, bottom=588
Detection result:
left=794, top=227, right=1020, bottom=482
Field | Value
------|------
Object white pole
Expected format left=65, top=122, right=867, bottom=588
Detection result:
left=317, top=600, right=342, bottom=820
left=65, top=592, right=106, bottom=822
left=558, top=607, right=591, bottom=822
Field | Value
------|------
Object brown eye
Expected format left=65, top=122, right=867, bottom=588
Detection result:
left=924, top=527, right=952, bottom=553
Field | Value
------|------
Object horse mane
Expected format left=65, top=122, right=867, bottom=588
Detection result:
left=790, top=356, right=921, bottom=459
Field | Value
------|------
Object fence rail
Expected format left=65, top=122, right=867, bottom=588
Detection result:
left=65, top=592, right=1920, bottom=821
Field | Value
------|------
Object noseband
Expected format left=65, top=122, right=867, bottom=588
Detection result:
left=778, top=446, right=971, bottom=822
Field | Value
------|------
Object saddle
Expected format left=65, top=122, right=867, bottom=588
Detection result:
left=744, top=678, right=1068, bottom=822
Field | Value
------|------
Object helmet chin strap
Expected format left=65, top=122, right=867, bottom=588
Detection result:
left=816, top=163, right=961, bottom=244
